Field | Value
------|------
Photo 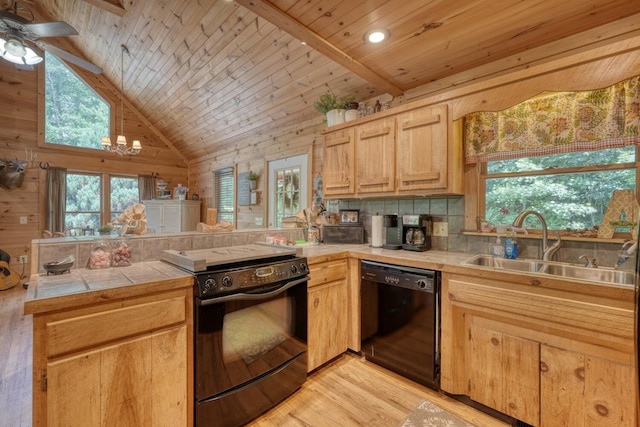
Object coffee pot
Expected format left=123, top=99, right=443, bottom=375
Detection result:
left=406, top=228, right=425, bottom=246
left=402, top=214, right=432, bottom=252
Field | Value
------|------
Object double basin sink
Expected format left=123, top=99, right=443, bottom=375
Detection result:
left=463, top=254, right=636, bottom=286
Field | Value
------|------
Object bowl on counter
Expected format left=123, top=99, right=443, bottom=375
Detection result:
left=43, top=260, right=74, bottom=275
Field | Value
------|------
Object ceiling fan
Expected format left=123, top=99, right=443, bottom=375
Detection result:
left=0, top=0, right=101, bottom=73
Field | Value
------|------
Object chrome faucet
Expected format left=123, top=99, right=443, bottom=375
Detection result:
left=511, top=210, right=561, bottom=261
left=615, top=240, right=638, bottom=269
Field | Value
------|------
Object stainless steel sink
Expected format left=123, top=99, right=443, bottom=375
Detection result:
left=463, top=254, right=635, bottom=286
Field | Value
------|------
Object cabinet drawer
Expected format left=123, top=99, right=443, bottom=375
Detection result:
left=46, top=296, right=186, bottom=358
left=308, top=260, right=348, bottom=288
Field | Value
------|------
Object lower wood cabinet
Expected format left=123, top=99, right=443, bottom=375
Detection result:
left=468, top=321, right=540, bottom=425
left=441, top=271, right=636, bottom=427
left=540, top=345, right=637, bottom=426
left=31, top=288, right=193, bottom=427
left=307, top=257, right=349, bottom=372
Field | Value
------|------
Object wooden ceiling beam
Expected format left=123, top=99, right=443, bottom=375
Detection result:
left=235, top=0, right=404, bottom=97
left=79, top=0, right=126, bottom=17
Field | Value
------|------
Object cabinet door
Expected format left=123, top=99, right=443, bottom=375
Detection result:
left=355, top=117, right=396, bottom=193
left=47, top=326, right=187, bottom=427
left=541, top=345, right=637, bottom=427
left=307, top=259, right=349, bottom=371
left=144, top=204, right=163, bottom=233
left=469, top=322, right=540, bottom=426
left=181, top=202, right=201, bottom=231
left=396, top=104, right=448, bottom=191
left=163, top=204, right=182, bottom=233
left=323, top=128, right=355, bottom=196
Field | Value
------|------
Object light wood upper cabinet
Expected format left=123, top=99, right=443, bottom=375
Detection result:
left=323, top=128, right=356, bottom=196
left=322, top=102, right=463, bottom=198
left=396, top=104, right=449, bottom=192
left=355, top=117, right=396, bottom=194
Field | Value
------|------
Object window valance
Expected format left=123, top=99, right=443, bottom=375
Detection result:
left=464, top=75, right=640, bottom=163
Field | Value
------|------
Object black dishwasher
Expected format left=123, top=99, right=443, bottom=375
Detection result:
left=360, top=260, right=440, bottom=390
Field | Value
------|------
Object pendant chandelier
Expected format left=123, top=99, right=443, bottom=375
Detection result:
left=101, top=44, right=141, bottom=156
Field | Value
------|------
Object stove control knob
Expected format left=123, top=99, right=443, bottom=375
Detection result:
left=417, top=279, right=429, bottom=290
left=203, top=278, right=217, bottom=293
left=221, top=275, right=233, bottom=288
left=290, top=264, right=298, bottom=274
left=299, top=263, right=308, bottom=273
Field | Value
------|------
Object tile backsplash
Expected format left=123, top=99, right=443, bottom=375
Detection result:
left=328, top=196, right=630, bottom=270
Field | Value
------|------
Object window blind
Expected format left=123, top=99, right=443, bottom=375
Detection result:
left=213, top=167, right=235, bottom=223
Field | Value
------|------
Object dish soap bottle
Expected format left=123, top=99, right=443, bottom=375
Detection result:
left=492, top=236, right=505, bottom=257
left=505, top=231, right=518, bottom=259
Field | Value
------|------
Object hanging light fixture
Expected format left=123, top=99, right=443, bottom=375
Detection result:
left=101, top=44, right=141, bottom=156
left=0, top=32, right=42, bottom=65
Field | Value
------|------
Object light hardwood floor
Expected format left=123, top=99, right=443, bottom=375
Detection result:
left=1, top=284, right=507, bottom=427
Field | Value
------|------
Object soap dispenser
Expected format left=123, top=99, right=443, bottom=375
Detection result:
left=492, top=236, right=505, bottom=257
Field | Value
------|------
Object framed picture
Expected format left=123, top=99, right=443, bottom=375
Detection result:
left=340, top=209, right=360, bottom=224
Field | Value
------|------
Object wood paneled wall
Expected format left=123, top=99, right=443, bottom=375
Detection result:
left=188, top=116, right=324, bottom=230
left=188, top=35, right=640, bottom=232
left=0, top=61, right=188, bottom=277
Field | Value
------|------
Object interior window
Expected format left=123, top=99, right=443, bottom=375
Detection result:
left=268, top=154, right=308, bottom=228
left=65, top=172, right=101, bottom=229
left=110, top=176, right=139, bottom=221
left=44, top=52, right=109, bottom=149
left=213, top=167, right=235, bottom=224
left=483, top=146, right=637, bottom=229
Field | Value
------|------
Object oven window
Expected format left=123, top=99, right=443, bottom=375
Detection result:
left=222, top=298, right=292, bottom=364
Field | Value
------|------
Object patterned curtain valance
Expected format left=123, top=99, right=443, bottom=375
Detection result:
left=464, top=75, right=640, bottom=163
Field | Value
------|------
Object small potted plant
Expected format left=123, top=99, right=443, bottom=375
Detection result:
left=98, top=224, right=112, bottom=235
left=247, top=171, right=259, bottom=190
left=313, top=93, right=355, bottom=126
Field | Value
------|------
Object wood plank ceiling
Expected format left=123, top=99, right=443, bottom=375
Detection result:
left=14, top=0, right=640, bottom=162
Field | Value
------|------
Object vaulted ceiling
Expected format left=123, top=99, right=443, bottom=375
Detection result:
left=7, top=0, right=640, bottom=162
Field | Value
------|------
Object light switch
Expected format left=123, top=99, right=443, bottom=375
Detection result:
left=20, top=216, right=27, bottom=225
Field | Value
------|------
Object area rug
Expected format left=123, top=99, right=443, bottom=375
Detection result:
left=398, top=400, right=477, bottom=427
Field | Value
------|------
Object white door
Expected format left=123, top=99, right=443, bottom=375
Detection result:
left=267, top=154, right=308, bottom=228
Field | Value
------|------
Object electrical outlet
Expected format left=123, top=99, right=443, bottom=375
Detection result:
left=19, top=255, right=28, bottom=264
left=255, top=217, right=263, bottom=226
left=433, top=222, right=449, bottom=237
left=20, top=216, right=27, bottom=225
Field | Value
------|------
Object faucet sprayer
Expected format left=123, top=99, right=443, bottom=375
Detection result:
left=615, top=240, right=638, bottom=269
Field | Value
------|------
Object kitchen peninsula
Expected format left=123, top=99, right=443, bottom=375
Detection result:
left=24, top=238, right=636, bottom=427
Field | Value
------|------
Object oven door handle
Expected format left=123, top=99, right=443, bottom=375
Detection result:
left=198, top=277, right=308, bottom=305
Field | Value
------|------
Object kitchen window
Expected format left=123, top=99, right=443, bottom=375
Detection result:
left=65, top=172, right=140, bottom=229
left=44, top=52, right=110, bottom=150
left=110, top=176, right=140, bottom=221
left=65, top=172, right=101, bottom=229
left=480, top=146, right=637, bottom=229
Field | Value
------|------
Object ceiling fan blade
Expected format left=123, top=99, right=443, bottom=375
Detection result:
left=23, top=21, right=78, bottom=38
left=36, top=41, right=102, bottom=74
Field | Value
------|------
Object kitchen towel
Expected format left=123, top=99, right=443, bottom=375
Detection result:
left=371, top=214, right=384, bottom=248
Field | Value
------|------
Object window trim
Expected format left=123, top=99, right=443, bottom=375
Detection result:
left=64, top=171, right=141, bottom=228
left=473, top=147, right=640, bottom=232
left=37, top=52, right=116, bottom=153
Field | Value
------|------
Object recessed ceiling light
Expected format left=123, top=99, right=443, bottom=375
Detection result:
left=364, top=29, right=390, bottom=44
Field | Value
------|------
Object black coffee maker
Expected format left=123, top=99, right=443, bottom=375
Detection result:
left=382, top=214, right=403, bottom=250
left=402, top=214, right=432, bottom=251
